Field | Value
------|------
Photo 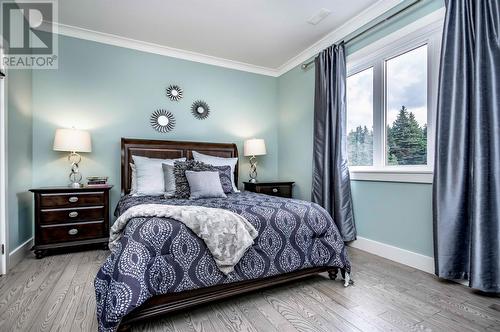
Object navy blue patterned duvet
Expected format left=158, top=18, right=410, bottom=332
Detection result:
left=95, top=192, right=351, bottom=331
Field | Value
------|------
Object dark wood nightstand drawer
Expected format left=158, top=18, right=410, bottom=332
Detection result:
left=31, top=185, right=113, bottom=258
left=258, top=185, right=292, bottom=197
left=243, top=181, right=294, bottom=198
left=40, top=192, right=105, bottom=208
left=39, top=221, right=105, bottom=244
left=40, top=206, right=105, bottom=225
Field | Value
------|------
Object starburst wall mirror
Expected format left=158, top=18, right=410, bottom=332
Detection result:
left=191, top=100, right=210, bottom=120
left=166, top=85, right=183, bottom=101
left=151, top=109, right=176, bottom=133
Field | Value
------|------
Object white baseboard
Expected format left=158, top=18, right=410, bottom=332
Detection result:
left=8, top=237, right=33, bottom=270
left=348, top=236, right=435, bottom=274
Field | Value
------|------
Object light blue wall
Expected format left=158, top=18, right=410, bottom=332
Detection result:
left=351, top=181, right=433, bottom=257
left=277, top=0, right=443, bottom=257
left=277, top=66, right=315, bottom=200
left=7, top=68, right=33, bottom=252
left=31, top=35, right=279, bottom=212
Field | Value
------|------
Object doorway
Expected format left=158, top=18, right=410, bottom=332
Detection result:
left=0, top=46, right=7, bottom=275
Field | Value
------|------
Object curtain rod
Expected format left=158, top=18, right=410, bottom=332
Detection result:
left=301, top=0, right=422, bottom=70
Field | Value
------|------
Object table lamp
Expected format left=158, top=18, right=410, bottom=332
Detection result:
left=53, top=128, right=92, bottom=188
left=243, top=138, right=266, bottom=183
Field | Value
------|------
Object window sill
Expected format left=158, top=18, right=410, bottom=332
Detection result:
left=349, top=168, right=433, bottom=184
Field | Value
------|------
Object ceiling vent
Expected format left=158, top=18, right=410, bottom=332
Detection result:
left=307, top=8, right=331, bottom=25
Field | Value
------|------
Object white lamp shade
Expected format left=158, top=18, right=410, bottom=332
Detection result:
left=53, top=128, right=92, bottom=153
left=244, top=138, right=267, bottom=156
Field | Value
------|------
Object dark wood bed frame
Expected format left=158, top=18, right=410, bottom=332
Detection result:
left=118, top=138, right=339, bottom=331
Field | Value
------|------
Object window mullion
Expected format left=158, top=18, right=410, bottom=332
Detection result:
left=382, top=58, right=388, bottom=168
left=373, top=61, right=384, bottom=168
left=427, top=34, right=439, bottom=168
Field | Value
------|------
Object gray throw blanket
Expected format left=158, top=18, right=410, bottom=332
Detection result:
left=109, top=204, right=258, bottom=274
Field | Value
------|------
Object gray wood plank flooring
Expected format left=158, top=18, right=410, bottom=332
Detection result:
left=0, top=248, right=498, bottom=332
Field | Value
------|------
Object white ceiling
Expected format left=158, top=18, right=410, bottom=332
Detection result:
left=56, top=0, right=380, bottom=70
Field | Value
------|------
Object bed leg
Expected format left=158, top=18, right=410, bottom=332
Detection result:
left=328, top=268, right=338, bottom=280
left=341, top=269, right=354, bottom=287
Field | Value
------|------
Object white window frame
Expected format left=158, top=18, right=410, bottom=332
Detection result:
left=346, top=10, right=444, bottom=184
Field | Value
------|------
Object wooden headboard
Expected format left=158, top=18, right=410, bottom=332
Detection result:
left=121, top=138, right=239, bottom=195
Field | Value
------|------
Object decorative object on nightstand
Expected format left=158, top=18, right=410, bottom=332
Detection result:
left=30, top=185, right=113, bottom=258
left=87, top=176, right=109, bottom=187
left=53, top=128, right=92, bottom=188
left=243, top=138, right=266, bottom=183
left=244, top=181, right=294, bottom=198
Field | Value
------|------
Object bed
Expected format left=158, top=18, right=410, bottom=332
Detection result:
left=95, top=138, right=351, bottom=332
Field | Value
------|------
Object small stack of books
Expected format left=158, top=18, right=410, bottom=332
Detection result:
left=87, top=176, right=108, bottom=187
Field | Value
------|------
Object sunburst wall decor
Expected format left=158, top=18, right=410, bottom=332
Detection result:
left=166, top=85, right=183, bottom=101
left=191, top=100, right=210, bottom=120
left=150, top=109, right=175, bottom=133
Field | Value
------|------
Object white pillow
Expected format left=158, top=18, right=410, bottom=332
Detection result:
left=132, top=155, right=186, bottom=195
left=192, top=151, right=239, bottom=192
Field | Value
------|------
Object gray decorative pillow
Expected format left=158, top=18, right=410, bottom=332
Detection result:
left=130, top=163, right=138, bottom=195
left=192, top=151, right=239, bottom=192
left=212, top=165, right=233, bottom=193
left=173, top=160, right=233, bottom=198
left=161, top=163, right=176, bottom=198
left=185, top=171, right=227, bottom=199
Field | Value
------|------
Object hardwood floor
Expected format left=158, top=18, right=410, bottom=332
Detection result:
left=0, top=247, right=498, bottom=331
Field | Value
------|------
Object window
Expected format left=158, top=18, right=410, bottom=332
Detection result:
left=386, top=45, right=428, bottom=166
left=347, top=67, right=373, bottom=166
left=346, top=24, right=441, bottom=183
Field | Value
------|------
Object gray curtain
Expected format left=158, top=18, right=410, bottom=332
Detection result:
left=433, top=0, right=499, bottom=293
left=312, top=43, right=356, bottom=242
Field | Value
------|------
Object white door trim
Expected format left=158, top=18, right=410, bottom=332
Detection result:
left=9, top=237, right=33, bottom=269
left=0, top=46, right=8, bottom=274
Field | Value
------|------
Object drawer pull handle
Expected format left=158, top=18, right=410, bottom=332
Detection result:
left=68, top=196, right=79, bottom=203
left=69, top=211, right=79, bottom=218
left=68, top=228, right=78, bottom=235
left=272, top=188, right=279, bottom=193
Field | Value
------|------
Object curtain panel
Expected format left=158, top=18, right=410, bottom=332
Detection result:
left=434, top=0, right=499, bottom=293
left=312, top=43, right=357, bottom=242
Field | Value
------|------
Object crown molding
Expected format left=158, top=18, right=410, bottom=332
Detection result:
left=276, top=0, right=402, bottom=76
left=47, top=0, right=411, bottom=78
left=54, top=23, right=281, bottom=77
left=347, top=8, right=445, bottom=64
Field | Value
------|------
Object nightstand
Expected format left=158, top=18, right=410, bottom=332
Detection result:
left=243, top=181, right=294, bottom=198
left=30, top=185, right=113, bottom=258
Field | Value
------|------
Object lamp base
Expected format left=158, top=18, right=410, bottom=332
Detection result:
left=70, top=182, right=83, bottom=188
left=249, top=155, right=258, bottom=183
left=68, top=152, right=83, bottom=188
